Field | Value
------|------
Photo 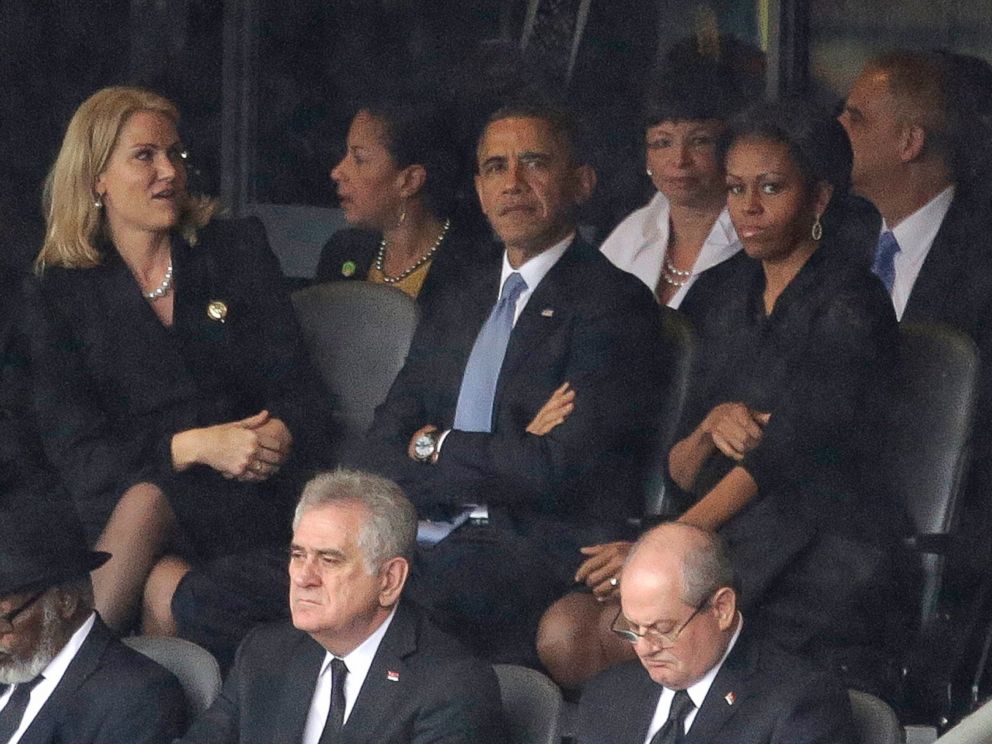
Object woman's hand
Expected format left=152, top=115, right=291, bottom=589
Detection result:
left=171, top=410, right=289, bottom=481
left=527, top=382, right=575, bottom=436
left=575, top=541, right=633, bottom=600
left=700, top=403, right=769, bottom=461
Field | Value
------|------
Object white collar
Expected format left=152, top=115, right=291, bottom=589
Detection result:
left=682, top=614, right=743, bottom=710
left=316, top=604, right=397, bottom=714
left=499, top=232, right=574, bottom=298
left=885, top=185, right=955, bottom=261
left=39, top=611, right=96, bottom=685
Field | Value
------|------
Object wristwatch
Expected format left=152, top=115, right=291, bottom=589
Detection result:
left=413, top=431, right=440, bottom=464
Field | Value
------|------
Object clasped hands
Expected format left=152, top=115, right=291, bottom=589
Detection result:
left=171, top=409, right=293, bottom=482
left=699, top=402, right=770, bottom=461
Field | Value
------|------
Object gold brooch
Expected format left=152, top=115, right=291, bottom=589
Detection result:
left=207, top=300, right=228, bottom=323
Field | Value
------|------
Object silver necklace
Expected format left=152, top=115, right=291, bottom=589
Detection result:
left=143, top=261, right=174, bottom=300
left=374, top=218, right=450, bottom=284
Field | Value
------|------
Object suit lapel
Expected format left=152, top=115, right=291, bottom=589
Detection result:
left=902, top=197, right=965, bottom=324
left=271, top=634, right=326, bottom=744
left=342, top=603, right=418, bottom=742
left=19, top=615, right=111, bottom=744
left=683, top=627, right=756, bottom=744
left=492, top=241, right=578, bottom=410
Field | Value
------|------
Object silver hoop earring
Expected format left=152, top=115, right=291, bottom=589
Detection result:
left=646, top=168, right=653, bottom=177
left=811, top=216, right=823, bottom=241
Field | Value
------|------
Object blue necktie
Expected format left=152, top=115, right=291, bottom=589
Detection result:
left=872, top=231, right=901, bottom=294
left=453, top=272, right=528, bottom=432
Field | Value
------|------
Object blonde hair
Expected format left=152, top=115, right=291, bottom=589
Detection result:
left=36, top=86, right=217, bottom=272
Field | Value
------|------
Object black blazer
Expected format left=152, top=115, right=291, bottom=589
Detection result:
left=23, top=218, right=331, bottom=547
left=314, top=223, right=497, bottom=319
left=360, top=236, right=665, bottom=539
left=576, top=625, right=857, bottom=744
left=20, top=615, right=186, bottom=744
left=177, top=601, right=507, bottom=744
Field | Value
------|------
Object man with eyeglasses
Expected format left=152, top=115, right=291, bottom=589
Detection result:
left=576, top=523, right=856, bottom=744
left=0, top=500, right=185, bottom=744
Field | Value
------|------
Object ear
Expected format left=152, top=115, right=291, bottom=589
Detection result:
left=52, top=586, right=80, bottom=620
left=397, top=164, right=427, bottom=199
left=377, top=556, right=409, bottom=607
left=899, top=123, right=926, bottom=163
left=93, top=172, right=107, bottom=200
left=811, top=180, right=834, bottom=219
left=570, top=164, right=597, bottom=206
left=711, top=587, right=737, bottom=631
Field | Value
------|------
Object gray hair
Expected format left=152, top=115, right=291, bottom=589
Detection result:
left=293, top=469, right=417, bottom=573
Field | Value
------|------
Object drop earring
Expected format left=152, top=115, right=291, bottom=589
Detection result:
left=811, top=215, right=823, bottom=241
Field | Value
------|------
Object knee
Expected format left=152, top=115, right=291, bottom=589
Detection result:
left=536, top=593, right=603, bottom=688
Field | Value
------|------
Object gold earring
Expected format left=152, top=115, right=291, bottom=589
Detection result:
left=811, top=215, right=823, bottom=241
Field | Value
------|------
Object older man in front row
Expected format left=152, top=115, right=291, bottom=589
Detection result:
left=0, top=500, right=185, bottom=744
left=179, top=469, right=506, bottom=744
left=577, top=523, right=856, bottom=744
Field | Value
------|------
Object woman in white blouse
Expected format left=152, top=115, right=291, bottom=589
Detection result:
left=600, top=54, right=750, bottom=307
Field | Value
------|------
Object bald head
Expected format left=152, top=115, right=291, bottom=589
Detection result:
left=619, top=523, right=739, bottom=690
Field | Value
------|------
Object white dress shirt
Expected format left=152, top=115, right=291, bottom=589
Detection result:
left=300, top=605, right=398, bottom=744
left=499, top=232, right=574, bottom=324
left=642, top=615, right=744, bottom=744
left=600, top=192, right=741, bottom=308
left=884, top=185, right=955, bottom=320
left=0, top=612, right=96, bottom=744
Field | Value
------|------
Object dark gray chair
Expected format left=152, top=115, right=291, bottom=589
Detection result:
left=850, top=690, right=901, bottom=744
left=123, top=636, right=222, bottom=717
left=643, top=306, right=696, bottom=518
left=292, top=282, right=419, bottom=460
left=493, top=664, right=563, bottom=744
left=880, top=324, right=979, bottom=722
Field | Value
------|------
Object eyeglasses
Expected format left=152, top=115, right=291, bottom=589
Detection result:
left=0, top=590, right=47, bottom=634
left=611, top=595, right=711, bottom=647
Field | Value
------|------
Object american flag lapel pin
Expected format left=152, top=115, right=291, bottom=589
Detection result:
left=387, top=670, right=400, bottom=682
left=724, top=691, right=736, bottom=706
left=541, top=308, right=554, bottom=317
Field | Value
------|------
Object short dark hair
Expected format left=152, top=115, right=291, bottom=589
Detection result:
left=865, top=51, right=951, bottom=165
left=721, top=99, right=852, bottom=210
left=357, top=95, right=462, bottom=218
left=477, top=101, right=586, bottom=167
left=643, top=34, right=763, bottom=128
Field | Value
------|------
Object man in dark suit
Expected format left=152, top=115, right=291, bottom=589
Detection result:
left=359, top=103, right=665, bottom=663
left=178, top=469, right=506, bottom=744
left=839, top=50, right=992, bottom=676
left=0, top=501, right=186, bottom=744
left=576, top=523, right=856, bottom=744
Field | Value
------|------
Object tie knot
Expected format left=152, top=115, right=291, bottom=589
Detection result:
left=669, top=689, right=694, bottom=721
left=500, top=272, right=527, bottom=304
left=330, top=657, right=348, bottom=680
left=876, top=231, right=900, bottom=261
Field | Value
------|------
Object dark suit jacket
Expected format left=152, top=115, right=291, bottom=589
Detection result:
left=576, top=626, right=856, bottom=744
left=177, top=601, right=507, bottom=744
left=20, top=615, right=186, bottom=744
left=23, top=218, right=331, bottom=548
left=360, top=236, right=665, bottom=541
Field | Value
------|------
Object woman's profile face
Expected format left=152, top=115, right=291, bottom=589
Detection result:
left=330, top=110, right=403, bottom=229
left=725, top=136, right=816, bottom=262
left=645, top=119, right=725, bottom=208
left=95, top=110, right=187, bottom=241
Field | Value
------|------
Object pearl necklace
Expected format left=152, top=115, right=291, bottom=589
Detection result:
left=143, top=261, right=174, bottom=300
left=660, top=256, right=692, bottom=288
left=374, top=218, right=450, bottom=284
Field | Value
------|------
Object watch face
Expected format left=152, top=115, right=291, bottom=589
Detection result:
left=414, top=434, right=435, bottom=461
